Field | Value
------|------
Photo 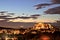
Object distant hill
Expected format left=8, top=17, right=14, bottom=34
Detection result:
left=0, top=21, right=60, bottom=29
left=0, top=22, right=35, bottom=29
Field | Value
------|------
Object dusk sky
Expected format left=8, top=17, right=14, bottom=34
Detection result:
left=0, top=0, right=53, bottom=15
left=0, top=0, right=60, bottom=22
left=0, top=0, right=60, bottom=29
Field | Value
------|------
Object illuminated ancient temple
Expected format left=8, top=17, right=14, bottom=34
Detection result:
left=32, top=23, right=55, bottom=33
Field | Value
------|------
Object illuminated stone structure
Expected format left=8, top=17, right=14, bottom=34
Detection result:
left=32, top=23, right=55, bottom=33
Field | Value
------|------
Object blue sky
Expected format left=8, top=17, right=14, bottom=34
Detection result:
left=0, top=0, right=51, bottom=15
left=0, top=0, right=60, bottom=22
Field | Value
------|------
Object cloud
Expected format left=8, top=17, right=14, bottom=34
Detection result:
left=30, top=14, right=40, bottom=17
left=4, top=17, right=16, bottom=20
left=16, top=16, right=38, bottom=19
left=34, top=0, right=60, bottom=10
left=34, top=3, right=52, bottom=9
left=8, top=17, right=55, bottom=23
left=52, top=0, right=60, bottom=4
left=0, top=11, right=7, bottom=13
left=0, top=19, right=5, bottom=20
left=8, top=18, right=36, bottom=22
left=0, top=16, right=8, bottom=19
left=44, top=6, right=60, bottom=14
